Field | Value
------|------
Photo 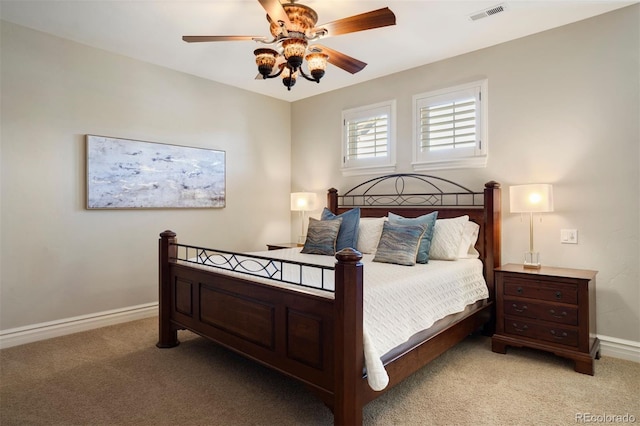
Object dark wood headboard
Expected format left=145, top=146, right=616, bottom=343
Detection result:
left=326, top=174, right=501, bottom=297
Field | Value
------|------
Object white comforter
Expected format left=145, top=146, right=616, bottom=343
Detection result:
left=188, top=248, right=488, bottom=391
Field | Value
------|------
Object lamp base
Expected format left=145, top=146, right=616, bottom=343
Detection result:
left=523, top=252, right=541, bottom=269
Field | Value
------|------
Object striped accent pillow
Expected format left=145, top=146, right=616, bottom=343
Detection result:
left=301, top=217, right=343, bottom=255
left=388, top=211, right=438, bottom=263
left=373, top=222, right=427, bottom=266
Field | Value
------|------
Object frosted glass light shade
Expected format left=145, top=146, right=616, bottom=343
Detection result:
left=509, top=184, right=554, bottom=213
left=254, top=48, right=279, bottom=77
left=305, top=52, right=329, bottom=80
left=291, top=192, right=317, bottom=211
left=282, top=38, right=307, bottom=69
left=280, top=64, right=298, bottom=89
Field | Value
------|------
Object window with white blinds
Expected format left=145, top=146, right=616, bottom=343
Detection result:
left=420, top=97, right=476, bottom=151
left=346, top=114, right=388, bottom=159
left=412, top=80, right=488, bottom=171
left=342, top=100, right=396, bottom=176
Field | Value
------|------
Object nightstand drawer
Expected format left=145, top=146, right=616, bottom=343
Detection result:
left=505, top=319, right=578, bottom=347
left=503, top=278, right=578, bottom=304
left=504, top=299, right=578, bottom=326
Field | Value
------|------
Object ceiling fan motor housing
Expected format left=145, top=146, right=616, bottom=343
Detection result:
left=268, top=3, right=318, bottom=37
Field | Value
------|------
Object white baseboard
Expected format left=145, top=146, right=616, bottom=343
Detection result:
left=0, top=302, right=158, bottom=350
left=598, top=334, right=640, bottom=363
left=1, top=305, right=638, bottom=364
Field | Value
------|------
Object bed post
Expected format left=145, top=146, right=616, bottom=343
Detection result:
left=333, top=247, right=364, bottom=426
left=328, top=188, right=338, bottom=214
left=157, top=230, right=179, bottom=349
left=483, top=181, right=502, bottom=300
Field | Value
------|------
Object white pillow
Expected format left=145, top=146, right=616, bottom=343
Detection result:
left=458, top=220, right=480, bottom=259
left=429, top=215, right=469, bottom=260
left=356, top=217, right=386, bottom=254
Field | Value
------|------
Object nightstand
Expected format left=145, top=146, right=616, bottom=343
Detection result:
left=267, top=242, right=303, bottom=250
left=491, top=264, right=600, bottom=375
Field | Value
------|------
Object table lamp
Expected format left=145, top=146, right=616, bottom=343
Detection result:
left=291, top=192, right=318, bottom=244
left=509, top=184, right=554, bottom=269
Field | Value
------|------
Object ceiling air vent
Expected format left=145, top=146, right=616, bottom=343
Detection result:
left=469, top=3, right=507, bottom=21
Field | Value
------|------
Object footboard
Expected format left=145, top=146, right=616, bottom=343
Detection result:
left=157, top=231, right=364, bottom=420
left=156, top=175, right=501, bottom=425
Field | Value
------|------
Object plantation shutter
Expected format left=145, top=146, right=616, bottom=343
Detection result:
left=419, top=96, right=477, bottom=151
left=345, top=112, right=389, bottom=160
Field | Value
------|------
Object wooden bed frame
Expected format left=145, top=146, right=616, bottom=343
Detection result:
left=157, top=174, right=501, bottom=425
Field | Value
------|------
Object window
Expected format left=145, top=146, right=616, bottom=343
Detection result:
left=412, top=80, right=487, bottom=171
left=341, top=100, right=396, bottom=176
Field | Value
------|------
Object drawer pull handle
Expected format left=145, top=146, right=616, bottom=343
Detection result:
left=512, top=304, right=528, bottom=313
left=549, top=309, right=567, bottom=318
left=555, top=291, right=563, bottom=299
left=516, top=287, right=523, bottom=294
left=550, top=329, right=568, bottom=339
left=513, top=323, right=528, bottom=332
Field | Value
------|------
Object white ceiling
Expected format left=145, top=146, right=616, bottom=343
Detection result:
left=0, top=0, right=635, bottom=102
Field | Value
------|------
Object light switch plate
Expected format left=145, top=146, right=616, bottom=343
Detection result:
left=561, top=229, right=578, bottom=244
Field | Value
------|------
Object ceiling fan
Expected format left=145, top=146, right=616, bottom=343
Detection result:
left=182, top=0, right=396, bottom=91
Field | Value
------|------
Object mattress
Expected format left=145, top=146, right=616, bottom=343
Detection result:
left=184, top=247, right=488, bottom=391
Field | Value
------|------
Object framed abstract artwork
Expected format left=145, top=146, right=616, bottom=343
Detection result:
left=86, top=135, right=226, bottom=209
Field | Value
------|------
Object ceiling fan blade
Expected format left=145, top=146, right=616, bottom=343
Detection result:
left=312, top=45, right=367, bottom=74
left=314, top=7, right=396, bottom=36
left=182, top=35, right=260, bottom=43
left=257, top=0, right=291, bottom=27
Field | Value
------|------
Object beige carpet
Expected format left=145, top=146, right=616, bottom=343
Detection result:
left=1, top=317, right=638, bottom=425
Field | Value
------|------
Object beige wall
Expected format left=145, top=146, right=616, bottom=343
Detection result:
left=1, top=5, right=638, bottom=345
left=0, top=21, right=292, bottom=330
left=290, top=6, right=640, bottom=342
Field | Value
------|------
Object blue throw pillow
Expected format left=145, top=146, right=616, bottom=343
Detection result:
left=321, top=207, right=360, bottom=251
left=301, top=217, right=342, bottom=255
left=388, top=211, right=438, bottom=263
left=373, top=222, right=427, bottom=266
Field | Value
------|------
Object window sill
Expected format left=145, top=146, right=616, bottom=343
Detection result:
left=341, top=164, right=396, bottom=177
left=412, top=156, right=487, bottom=172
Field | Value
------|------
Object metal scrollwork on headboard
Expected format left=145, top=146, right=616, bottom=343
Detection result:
left=339, top=174, right=484, bottom=208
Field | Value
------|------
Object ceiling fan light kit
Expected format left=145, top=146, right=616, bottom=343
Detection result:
left=183, top=0, right=396, bottom=92
left=254, top=48, right=279, bottom=77
left=282, top=37, right=308, bottom=69
left=280, top=63, right=298, bottom=88
left=306, top=52, right=329, bottom=80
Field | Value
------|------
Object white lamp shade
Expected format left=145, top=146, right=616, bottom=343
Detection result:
left=290, top=192, right=317, bottom=211
left=509, top=184, right=554, bottom=213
